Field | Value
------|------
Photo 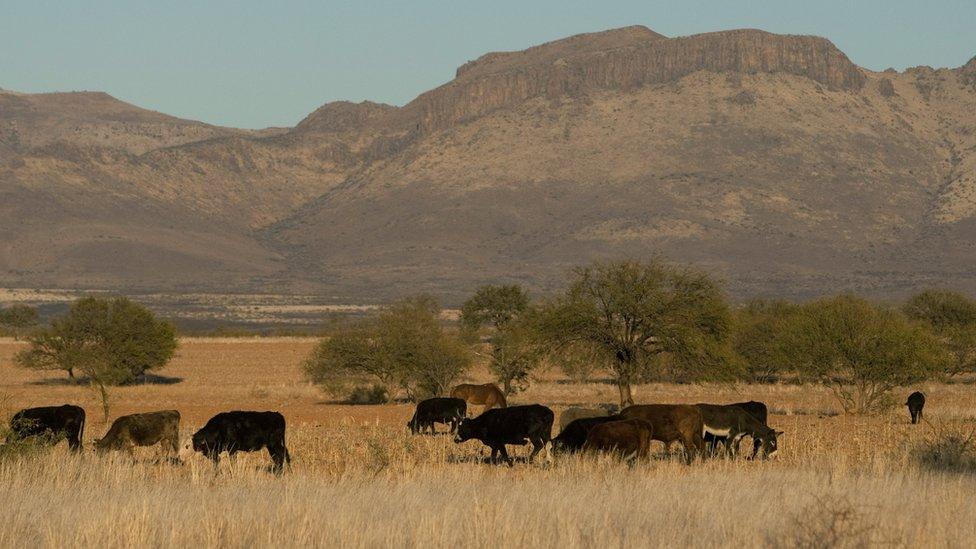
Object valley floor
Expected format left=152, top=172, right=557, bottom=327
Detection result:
left=1, top=338, right=974, bottom=547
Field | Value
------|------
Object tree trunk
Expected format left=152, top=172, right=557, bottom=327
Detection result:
left=67, top=368, right=75, bottom=380
left=503, top=378, right=513, bottom=396
left=617, top=380, right=635, bottom=408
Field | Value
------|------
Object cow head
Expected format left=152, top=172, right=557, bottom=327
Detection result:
left=191, top=428, right=217, bottom=455
left=454, top=418, right=475, bottom=443
left=758, top=428, right=784, bottom=458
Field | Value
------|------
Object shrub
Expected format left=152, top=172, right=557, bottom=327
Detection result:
left=903, top=290, right=976, bottom=377
left=789, top=295, right=947, bottom=414
left=304, top=296, right=471, bottom=401
left=912, top=424, right=976, bottom=472
left=347, top=385, right=390, bottom=405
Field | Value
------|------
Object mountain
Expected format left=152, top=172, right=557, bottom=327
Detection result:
left=2, top=26, right=975, bottom=302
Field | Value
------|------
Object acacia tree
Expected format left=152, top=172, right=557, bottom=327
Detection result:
left=903, top=290, right=976, bottom=377
left=459, top=284, right=529, bottom=338
left=304, top=296, right=471, bottom=401
left=790, top=295, right=946, bottom=414
left=0, top=304, right=39, bottom=340
left=731, top=299, right=800, bottom=383
left=539, top=259, right=732, bottom=406
left=15, top=297, right=177, bottom=420
left=460, top=284, right=544, bottom=394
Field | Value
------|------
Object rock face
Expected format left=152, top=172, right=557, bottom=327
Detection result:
left=0, top=25, right=974, bottom=301
left=401, top=27, right=864, bottom=133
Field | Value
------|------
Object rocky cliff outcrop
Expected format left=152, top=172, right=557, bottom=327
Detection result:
left=401, top=27, right=865, bottom=133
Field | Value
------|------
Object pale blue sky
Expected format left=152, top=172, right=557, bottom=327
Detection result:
left=2, top=1, right=974, bottom=128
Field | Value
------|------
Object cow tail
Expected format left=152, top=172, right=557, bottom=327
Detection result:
left=78, top=414, right=86, bottom=451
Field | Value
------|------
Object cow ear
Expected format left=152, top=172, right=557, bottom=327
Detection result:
left=775, top=430, right=784, bottom=436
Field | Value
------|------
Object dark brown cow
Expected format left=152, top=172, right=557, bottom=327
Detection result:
left=618, top=404, right=705, bottom=464
left=583, top=418, right=654, bottom=462
left=7, top=404, right=85, bottom=452
left=450, top=383, right=507, bottom=413
left=95, top=410, right=180, bottom=458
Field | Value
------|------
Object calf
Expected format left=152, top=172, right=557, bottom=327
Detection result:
left=7, top=404, right=85, bottom=452
left=454, top=404, right=553, bottom=466
left=192, top=411, right=291, bottom=474
left=450, top=383, right=507, bottom=413
left=583, top=418, right=654, bottom=462
left=618, top=404, right=705, bottom=464
left=95, top=410, right=180, bottom=458
left=408, top=397, right=466, bottom=434
left=559, top=404, right=619, bottom=431
left=696, top=403, right=781, bottom=459
left=699, top=401, right=769, bottom=457
left=552, top=415, right=623, bottom=453
left=906, top=391, right=925, bottom=425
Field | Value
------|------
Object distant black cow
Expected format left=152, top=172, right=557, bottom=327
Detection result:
left=192, top=411, right=291, bottom=474
left=906, top=391, right=925, bottom=425
left=454, top=404, right=554, bottom=466
left=6, top=404, right=85, bottom=452
left=552, top=415, right=623, bottom=453
left=408, top=397, right=466, bottom=434
left=700, top=401, right=769, bottom=457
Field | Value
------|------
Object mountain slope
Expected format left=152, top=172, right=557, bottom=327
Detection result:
left=2, top=26, right=975, bottom=301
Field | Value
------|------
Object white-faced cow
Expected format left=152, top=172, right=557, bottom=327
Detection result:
left=192, top=411, right=291, bottom=474
left=696, top=403, right=781, bottom=459
left=454, top=404, right=554, bottom=466
left=699, top=401, right=769, bottom=457
left=6, top=404, right=85, bottom=452
left=95, top=410, right=180, bottom=459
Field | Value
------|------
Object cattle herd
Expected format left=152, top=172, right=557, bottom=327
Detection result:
left=2, top=384, right=928, bottom=472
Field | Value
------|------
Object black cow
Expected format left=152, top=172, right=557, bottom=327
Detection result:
left=408, top=397, right=466, bottom=434
left=192, top=411, right=291, bottom=474
left=552, top=415, right=623, bottom=453
left=906, top=391, right=925, bottom=425
left=454, top=404, right=554, bottom=466
left=697, top=403, right=780, bottom=459
left=6, top=404, right=85, bottom=452
left=700, top=401, right=768, bottom=458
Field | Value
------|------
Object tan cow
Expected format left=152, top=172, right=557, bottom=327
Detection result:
left=95, top=410, right=180, bottom=458
left=450, top=383, right=507, bottom=414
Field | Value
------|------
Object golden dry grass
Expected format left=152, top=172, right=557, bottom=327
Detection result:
left=1, top=337, right=975, bottom=547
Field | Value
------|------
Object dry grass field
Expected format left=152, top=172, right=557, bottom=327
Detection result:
left=2, top=337, right=976, bottom=547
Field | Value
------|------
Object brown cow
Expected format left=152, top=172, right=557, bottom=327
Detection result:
left=95, top=410, right=180, bottom=458
left=450, top=383, right=507, bottom=413
left=583, top=418, right=653, bottom=462
left=619, top=404, right=705, bottom=464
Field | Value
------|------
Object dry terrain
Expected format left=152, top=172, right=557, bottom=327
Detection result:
left=1, top=337, right=975, bottom=547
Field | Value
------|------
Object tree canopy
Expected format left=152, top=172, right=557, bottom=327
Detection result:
left=304, top=296, right=471, bottom=401
left=538, top=259, right=733, bottom=406
left=903, top=290, right=976, bottom=377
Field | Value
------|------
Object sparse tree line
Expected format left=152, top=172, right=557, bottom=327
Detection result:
left=7, top=258, right=976, bottom=416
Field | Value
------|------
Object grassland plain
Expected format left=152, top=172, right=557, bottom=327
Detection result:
left=1, top=337, right=976, bottom=548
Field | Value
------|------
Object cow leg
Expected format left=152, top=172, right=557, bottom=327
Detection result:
left=489, top=447, right=499, bottom=464
left=268, top=445, right=286, bottom=475
left=498, top=445, right=513, bottom=467
left=528, top=438, right=543, bottom=462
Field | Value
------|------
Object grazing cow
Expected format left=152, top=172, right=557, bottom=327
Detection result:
left=6, top=404, right=85, bottom=452
left=408, top=397, right=466, bottom=434
left=192, top=411, right=291, bottom=474
left=454, top=404, right=553, bottom=466
left=618, top=404, right=705, bottom=464
left=906, top=391, right=925, bottom=425
left=95, top=410, right=180, bottom=458
left=583, top=418, right=654, bottom=462
left=552, top=415, right=623, bottom=453
left=559, top=404, right=620, bottom=431
left=450, top=383, right=507, bottom=413
left=699, top=401, right=769, bottom=457
left=696, top=403, right=782, bottom=459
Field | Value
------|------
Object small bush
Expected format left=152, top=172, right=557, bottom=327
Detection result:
left=347, top=385, right=389, bottom=405
left=766, top=493, right=880, bottom=548
left=912, top=424, right=976, bottom=472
